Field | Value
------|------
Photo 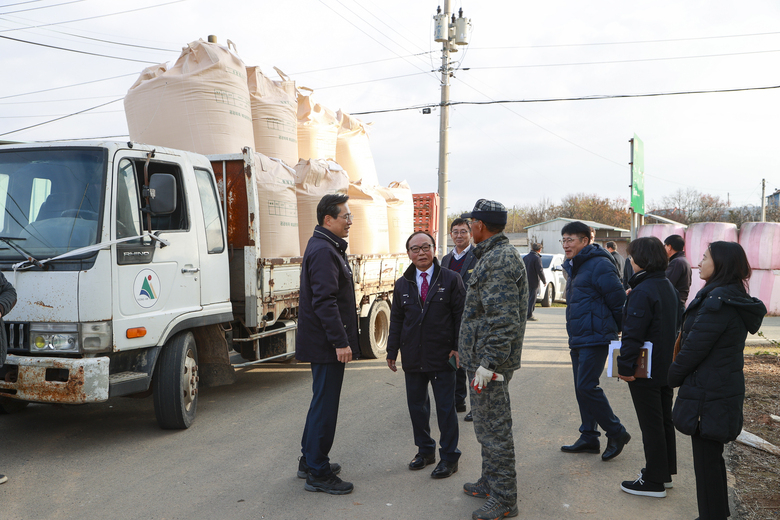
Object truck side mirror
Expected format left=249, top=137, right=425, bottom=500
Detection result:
left=147, top=174, right=177, bottom=215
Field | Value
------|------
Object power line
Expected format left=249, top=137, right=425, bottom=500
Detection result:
left=315, top=71, right=429, bottom=90
left=291, top=51, right=434, bottom=76
left=351, top=84, right=780, bottom=114
left=0, top=0, right=189, bottom=33
left=466, top=48, right=780, bottom=71
left=0, top=73, right=135, bottom=100
left=0, top=0, right=48, bottom=7
left=0, top=98, right=123, bottom=137
left=0, top=0, right=87, bottom=15
left=0, top=95, right=125, bottom=104
left=0, top=110, right=123, bottom=118
left=0, top=33, right=160, bottom=63
left=471, top=30, right=780, bottom=50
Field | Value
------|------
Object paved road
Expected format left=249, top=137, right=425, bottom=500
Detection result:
left=2, top=306, right=751, bottom=519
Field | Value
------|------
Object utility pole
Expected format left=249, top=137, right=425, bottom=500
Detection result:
left=761, top=178, right=766, bottom=222
left=433, top=4, right=470, bottom=257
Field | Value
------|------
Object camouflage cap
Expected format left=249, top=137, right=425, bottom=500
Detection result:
left=461, top=199, right=508, bottom=226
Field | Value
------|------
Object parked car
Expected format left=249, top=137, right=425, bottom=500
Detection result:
left=519, top=251, right=567, bottom=307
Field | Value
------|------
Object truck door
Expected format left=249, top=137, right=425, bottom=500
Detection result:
left=192, top=167, right=229, bottom=306
left=112, top=153, right=201, bottom=351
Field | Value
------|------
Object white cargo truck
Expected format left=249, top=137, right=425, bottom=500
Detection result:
left=0, top=142, right=404, bottom=428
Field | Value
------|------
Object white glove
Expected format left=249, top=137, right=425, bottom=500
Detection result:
left=473, top=366, right=495, bottom=391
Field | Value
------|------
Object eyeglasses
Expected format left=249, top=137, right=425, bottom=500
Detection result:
left=451, top=230, right=470, bottom=236
left=560, top=237, right=582, bottom=246
left=409, top=244, right=433, bottom=254
left=338, top=213, right=353, bottom=222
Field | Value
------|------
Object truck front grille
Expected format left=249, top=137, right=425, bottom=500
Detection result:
left=5, top=322, right=29, bottom=353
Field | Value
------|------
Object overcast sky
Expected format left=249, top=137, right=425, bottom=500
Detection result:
left=1, top=0, right=778, bottom=215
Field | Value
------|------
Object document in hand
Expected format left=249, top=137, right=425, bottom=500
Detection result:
left=606, top=340, right=653, bottom=378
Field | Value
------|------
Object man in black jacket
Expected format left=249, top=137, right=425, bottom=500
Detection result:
left=606, top=241, right=625, bottom=277
left=522, top=243, right=546, bottom=321
left=663, top=234, right=692, bottom=306
left=387, top=231, right=466, bottom=479
left=441, top=218, right=477, bottom=418
left=296, top=193, right=360, bottom=495
left=0, top=270, right=17, bottom=486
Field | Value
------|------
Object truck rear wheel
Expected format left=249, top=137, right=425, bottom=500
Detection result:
left=153, top=332, right=198, bottom=429
left=0, top=397, right=29, bottom=414
left=359, top=300, right=391, bottom=359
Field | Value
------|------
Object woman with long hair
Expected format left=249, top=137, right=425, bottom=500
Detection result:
left=668, top=241, right=766, bottom=520
left=617, top=237, right=680, bottom=497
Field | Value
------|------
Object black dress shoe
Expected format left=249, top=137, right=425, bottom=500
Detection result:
left=456, top=402, right=467, bottom=413
left=560, top=438, right=600, bottom=454
left=409, top=452, right=436, bottom=470
left=430, top=459, right=458, bottom=479
left=464, top=411, right=473, bottom=422
left=602, top=431, right=631, bottom=461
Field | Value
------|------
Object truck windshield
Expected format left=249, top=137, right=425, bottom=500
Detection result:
left=0, top=148, right=106, bottom=261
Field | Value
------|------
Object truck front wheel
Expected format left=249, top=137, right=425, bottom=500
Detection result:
left=153, top=332, right=198, bottom=429
left=0, top=397, right=29, bottom=414
left=359, top=300, right=391, bottom=359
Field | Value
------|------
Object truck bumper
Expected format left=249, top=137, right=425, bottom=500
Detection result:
left=0, top=354, right=109, bottom=404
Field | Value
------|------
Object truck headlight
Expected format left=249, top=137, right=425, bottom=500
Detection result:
left=80, top=321, right=112, bottom=353
left=31, top=323, right=79, bottom=352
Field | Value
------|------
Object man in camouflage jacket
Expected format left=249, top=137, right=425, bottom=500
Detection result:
left=458, top=199, right=527, bottom=520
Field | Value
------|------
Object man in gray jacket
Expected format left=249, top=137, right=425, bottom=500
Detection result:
left=458, top=199, right=527, bottom=520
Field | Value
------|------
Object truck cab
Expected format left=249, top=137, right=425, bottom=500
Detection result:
left=0, top=141, right=231, bottom=428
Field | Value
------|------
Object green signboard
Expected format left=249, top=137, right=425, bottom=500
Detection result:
left=631, top=134, right=645, bottom=215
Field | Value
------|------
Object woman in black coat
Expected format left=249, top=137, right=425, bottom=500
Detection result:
left=616, top=237, right=680, bottom=497
left=668, top=241, right=766, bottom=520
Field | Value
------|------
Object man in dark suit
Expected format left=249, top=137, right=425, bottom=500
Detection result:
left=522, top=243, right=546, bottom=321
left=387, top=231, right=466, bottom=479
left=606, top=241, right=625, bottom=276
left=663, top=234, right=692, bottom=306
left=296, top=193, right=360, bottom=495
left=441, top=218, right=478, bottom=421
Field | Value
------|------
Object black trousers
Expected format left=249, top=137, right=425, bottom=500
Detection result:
left=627, top=382, right=677, bottom=483
left=455, top=367, right=468, bottom=407
left=527, top=284, right=538, bottom=318
left=691, top=433, right=730, bottom=520
left=405, top=370, right=461, bottom=462
left=301, top=362, right=345, bottom=478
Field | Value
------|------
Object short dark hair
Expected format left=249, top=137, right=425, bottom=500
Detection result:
left=317, top=193, right=349, bottom=226
left=705, top=241, right=751, bottom=292
left=450, top=218, right=471, bottom=232
left=560, top=221, right=591, bottom=242
left=606, top=241, right=617, bottom=250
left=483, top=221, right=505, bottom=233
left=627, top=237, right=668, bottom=273
left=531, top=243, right=542, bottom=252
left=405, top=231, right=436, bottom=251
left=664, top=234, right=685, bottom=252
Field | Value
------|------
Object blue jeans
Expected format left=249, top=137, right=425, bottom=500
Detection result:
left=569, top=346, right=625, bottom=442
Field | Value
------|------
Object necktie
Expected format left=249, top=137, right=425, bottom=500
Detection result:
left=420, top=272, right=429, bottom=303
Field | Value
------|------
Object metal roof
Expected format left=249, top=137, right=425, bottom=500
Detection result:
left=524, top=217, right=629, bottom=232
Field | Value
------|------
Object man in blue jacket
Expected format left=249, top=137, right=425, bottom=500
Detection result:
left=296, top=193, right=360, bottom=495
left=560, top=221, right=630, bottom=461
left=387, top=231, right=466, bottom=479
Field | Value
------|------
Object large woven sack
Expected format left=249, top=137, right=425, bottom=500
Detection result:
left=336, top=110, right=379, bottom=186
left=347, top=182, right=390, bottom=255
left=247, top=67, right=298, bottom=167
left=294, top=159, right=349, bottom=254
left=125, top=39, right=254, bottom=156
left=748, top=269, right=780, bottom=316
left=297, top=88, right=339, bottom=161
left=253, top=153, right=300, bottom=258
left=375, top=181, right=414, bottom=254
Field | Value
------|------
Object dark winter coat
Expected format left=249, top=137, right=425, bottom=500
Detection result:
left=610, top=250, right=626, bottom=277
left=665, top=251, right=692, bottom=305
left=387, top=259, right=466, bottom=372
left=623, top=257, right=635, bottom=291
left=563, top=243, right=626, bottom=348
left=668, top=283, right=766, bottom=443
left=441, top=247, right=478, bottom=284
left=523, top=251, right=546, bottom=293
left=617, top=270, right=679, bottom=386
left=0, top=271, right=17, bottom=367
left=295, top=226, right=360, bottom=364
